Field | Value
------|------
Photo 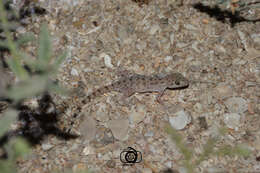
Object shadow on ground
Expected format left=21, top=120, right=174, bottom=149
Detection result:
left=192, top=2, right=260, bottom=27
left=0, top=94, right=78, bottom=159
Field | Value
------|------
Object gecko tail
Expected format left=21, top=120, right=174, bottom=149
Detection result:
left=189, top=80, right=217, bottom=85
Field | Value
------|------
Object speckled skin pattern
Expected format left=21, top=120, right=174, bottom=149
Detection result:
left=81, top=73, right=189, bottom=104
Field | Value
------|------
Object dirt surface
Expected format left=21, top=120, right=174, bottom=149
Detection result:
left=14, top=0, right=260, bottom=172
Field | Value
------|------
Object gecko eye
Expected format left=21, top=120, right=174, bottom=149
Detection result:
left=175, top=80, right=180, bottom=85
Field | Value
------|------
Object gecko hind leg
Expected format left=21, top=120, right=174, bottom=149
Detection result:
left=118, top=88, right=135, bottom=106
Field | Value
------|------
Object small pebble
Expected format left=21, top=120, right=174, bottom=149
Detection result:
left=129, top=104, right=147, bottom=124
left=70, top=68, right=79, bottom=76
left=164, top=56, right=173, bottom=62
left=169, top=110, right=191, bottom=130
left=165, top=161, right=172, bottom=168
left=107, top=119, right=129, bottom=141
left=160, top=18, right=168, bottom=25
left=223, top=113, right=241, bottom=130
left=198, top=117, right=208, bottom=130
left=193, top=102, right=203, bottom=113
left=95, top=103, right=110, bottom=122
left=144, top=131, right=154, bottom=137
left=101, top=129, right=115, bottom=145
left=149, top=24, right=160, bottom=35
left=106, top=160, right=116, bottom=168
left=82, top=146, right=94, bottom=155
left=184, top=24, right=197, bottom=30
left=170, top=32, right=175, bottom=44
left=215, top=45, right=226, bottom=53
left=142, top=168, right=153, bottom=173
left=214, top=84, right=233, bottom=99
left=251, top=33, right=260, bottom=47
left=100, top=53, right=114, bottom=68
left=224, top=97, right=247, bottom=113
left=178, top=167, right=188, bottom=173
left=41, top=143, right=53, bottom=151
left=79, top=116, right=96, bottom=141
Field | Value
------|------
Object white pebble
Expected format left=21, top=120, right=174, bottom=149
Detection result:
left=41, top=143, right=53, bottom=151
left=100, top=53, right=114, bottom=68
left=149, top=24, right=160, bottom=35
left=83, top=146, right=94, bottom=155
left=224, top=97, right=247, bottom=113
left=70, top=68, right=79, bottom=76
left=169, top=110, right=191, bottom=130
left=223, top=113, right=241, bottom=131
left=164, top=56, right=173, bottom=62
left=144, top=131, right=154, bottom=137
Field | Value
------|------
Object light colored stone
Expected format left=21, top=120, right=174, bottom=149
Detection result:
left=129, top=104, right=147, bottom=124
left=251, top=33, right=260, bottom=47
left=107, top=119, right=129, bottom=141
left=41, top=143, right=53, bottom=151
left=141, top=168, right=152, bottom=173
left=100, top=53, right=114, bottom=68
left=169, top=110, right=191, bottom=130
left=95, top=103, right=109, bottom=122
left=224, top=97, right=247, bottom=113
left=164, top=55, right=173, bottom=62
left=82, top=146, right=95, bottom=155
left=149, top=24, right=160, bottom=35
left=223, top=113, right=241, bottom=131
left=214, top=84, right=233, bottom=99
left=184, top=24, right=197, bottom=30
left=144, top=131, right=154, bottom=137
left=70, top=68, right=79, bottom=76
left=79, top=116, right=97, bottom=141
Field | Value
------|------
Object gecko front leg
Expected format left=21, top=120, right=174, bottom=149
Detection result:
left=155, top=87, right=168, bottom=104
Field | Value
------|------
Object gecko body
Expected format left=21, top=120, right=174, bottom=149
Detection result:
left=81, top=73, right=189, bottom=104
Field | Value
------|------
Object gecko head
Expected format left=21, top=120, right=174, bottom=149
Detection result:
left=167, top=73, right=189, bottom=89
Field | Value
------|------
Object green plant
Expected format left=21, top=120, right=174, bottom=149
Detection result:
left=0, top=109, right=31, bottom=173
left=0, top=0, right=68, bottom=172
left=165, top=124, right=251, bottom=173
left=5, top=24, right=68, bottom=101
left=0, top=137, right=31, bottom=173
left=0, top=0, right=67, bottom=101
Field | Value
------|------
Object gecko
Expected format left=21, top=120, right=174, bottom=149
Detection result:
left=81, top=72, right=189, bottom=104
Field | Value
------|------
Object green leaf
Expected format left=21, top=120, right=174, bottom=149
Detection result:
left=0, top=109, right=17, bottom=137
left=16, top=32, right=35, bottom=47
left=6, top=75, right=48, bottom=101
left=37, top=24, right=52, bottom=70
left=0, top=40, right=8, bottom=49
left=0, top=160, right=16, bottom=173
left=47, top=82, right=69, bottom=96
left=6, top=51, right=29, bottom=80
left=233, top=145, right=251, bottom=157
left=13, top=138, right=31, bottom=158
left=18, top=51, right=36, bottom=69
left=165, top=124, right=193, bottom=161
left=53, top=50, right=67, bottom=70
left=196, top=138, right=217, bottom=165
left=0, top=21, right=19, bottom=32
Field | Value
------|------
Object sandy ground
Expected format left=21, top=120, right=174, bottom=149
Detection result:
left=12, top=0, right=260, bottom=172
